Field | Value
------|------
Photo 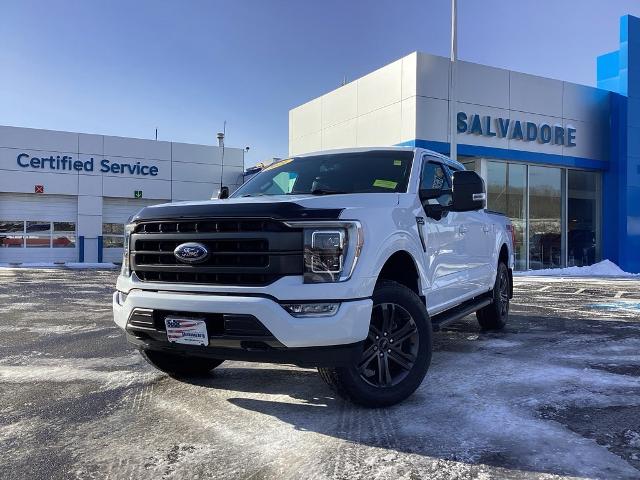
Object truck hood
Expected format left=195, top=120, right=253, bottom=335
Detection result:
left=130, top=193, right=399, bottom=222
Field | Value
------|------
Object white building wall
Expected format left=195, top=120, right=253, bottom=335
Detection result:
left=289, top=52, right=611, bottom=163
left=289, top=54, right=419, bottom=155
left=0, top=125, right=245, bottom=263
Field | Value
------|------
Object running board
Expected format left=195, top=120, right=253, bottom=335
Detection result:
left=430, top=295, right=493, bottom=332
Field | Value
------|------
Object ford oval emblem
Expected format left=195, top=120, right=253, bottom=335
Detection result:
left=174, top=242, right=210, bottom=264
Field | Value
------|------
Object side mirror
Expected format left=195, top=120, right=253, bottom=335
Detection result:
left=218, top=186, right=230, bottom=199
left=419, top=188, right=445, bottom=201
left=451, top=171, right=486, bottom=212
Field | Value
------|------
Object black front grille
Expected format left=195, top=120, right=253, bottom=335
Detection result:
left=136, top=238, right=269, bottom=253
left=131, top=218, right=303, bottom=286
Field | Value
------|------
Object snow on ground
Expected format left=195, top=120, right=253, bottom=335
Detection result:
left=2, top=269, right=640, bottom=479
left=0, top=262, right=117, bottom=269
left=514, top=259, right=639, bottom=278
left=0, top=322, right=108, bottom=335
left=65, top=262, right=118, bottom=269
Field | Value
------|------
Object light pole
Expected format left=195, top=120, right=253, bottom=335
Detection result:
left=449, top=0, right=458, bottom=162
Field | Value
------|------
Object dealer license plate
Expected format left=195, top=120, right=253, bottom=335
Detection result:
left=165, top=317, right=209, bottom=346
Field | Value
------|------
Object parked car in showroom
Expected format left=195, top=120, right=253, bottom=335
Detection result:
left=113, top=147, right=514, bottom=407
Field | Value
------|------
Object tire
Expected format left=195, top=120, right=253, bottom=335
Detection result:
left=140, top=349, right=224, bottom=376
left=318, top=280, right=432, bottom=408
left=476, top=262, right=510, bottom=330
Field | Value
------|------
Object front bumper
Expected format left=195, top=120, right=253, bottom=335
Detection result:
left=113, top=289, right=372, bottom=366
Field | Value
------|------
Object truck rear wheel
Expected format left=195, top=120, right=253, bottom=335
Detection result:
left=476, top=262, right=510, bottom=330
left=140, top=349, right=224, bottom=376
left=318, top=280, right=432, bottom=407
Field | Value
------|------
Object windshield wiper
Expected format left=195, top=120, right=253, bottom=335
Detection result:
left=309, top=188, right=348, bottom=195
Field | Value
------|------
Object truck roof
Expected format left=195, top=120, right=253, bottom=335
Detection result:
left=294, top=146, right=466, bottom=172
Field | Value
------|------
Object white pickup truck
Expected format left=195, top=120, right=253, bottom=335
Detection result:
left=113, top=147, right=514, bottom=407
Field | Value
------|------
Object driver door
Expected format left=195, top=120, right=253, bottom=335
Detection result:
left=419, top=158, right=469, bottom=313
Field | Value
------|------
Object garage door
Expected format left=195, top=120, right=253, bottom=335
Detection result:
left=0, top=193, right=78, bottom=263
left=102, top=197, right=164, bottom=263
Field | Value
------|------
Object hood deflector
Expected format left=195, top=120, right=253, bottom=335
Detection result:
left=131, top=202, right=343, bottom=222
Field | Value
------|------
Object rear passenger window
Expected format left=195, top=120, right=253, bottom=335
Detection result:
left=420, top=161, right=452, bottom=207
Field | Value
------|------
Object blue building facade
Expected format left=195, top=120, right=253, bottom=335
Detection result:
left=598, top=15, right=640, bottom=273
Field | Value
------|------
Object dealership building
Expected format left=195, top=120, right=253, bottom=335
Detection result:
left=0, top=125, right=245, bottom=264
left=289, top=14, right=640, bottom=273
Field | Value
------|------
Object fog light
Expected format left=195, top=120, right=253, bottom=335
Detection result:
left=281, top=302, right=339, bottom=317
left=116, top=291, right=128, bottom=305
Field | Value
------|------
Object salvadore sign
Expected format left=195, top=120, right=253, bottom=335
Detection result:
left=457, top=112, right=576, bottom=147
left=16, top=153, right=160, bottom=176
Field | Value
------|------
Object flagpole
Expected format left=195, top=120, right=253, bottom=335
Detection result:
left=449, top=0, right=458, bottom=162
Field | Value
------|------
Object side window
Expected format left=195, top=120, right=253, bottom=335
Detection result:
left=420, top=160, right=452, bottom=207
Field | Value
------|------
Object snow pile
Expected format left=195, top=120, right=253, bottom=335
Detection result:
left=0, top=262, right=116, bottom=269
left=514, top=259, right=638, bottom=277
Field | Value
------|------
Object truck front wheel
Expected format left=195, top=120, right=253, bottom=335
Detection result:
left=318, top=280, right=432, bottom=407
left=140, top=349, right=224, bottom=376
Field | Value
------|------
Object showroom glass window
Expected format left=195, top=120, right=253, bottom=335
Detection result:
left=461, top=158, right=478, bottom=173
left=506, top=164, right=527, bottom=270
left=528, top=166, right=562, bottom=269
left=567, top=170, right=600, bottom=267
left=470, top=156, right=600, bottom=271
left=486, top=161, right=528, bottom=270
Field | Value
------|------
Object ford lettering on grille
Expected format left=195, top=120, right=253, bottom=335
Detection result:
left=174, top=242, right=210, bottom=264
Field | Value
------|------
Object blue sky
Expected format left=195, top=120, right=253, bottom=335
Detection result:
left=1, top=0, right=639, bottom=166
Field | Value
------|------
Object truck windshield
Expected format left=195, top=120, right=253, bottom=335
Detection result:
left=232, top=151, right=414, bottom=197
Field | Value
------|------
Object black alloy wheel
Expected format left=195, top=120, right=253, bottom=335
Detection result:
left=498, top=267, right=510, bottom=317
left=476, top=261, right=510, bottom=330
left=358, top=303, right=419, bottom=388
left=317, top=280, right=432, bottom=407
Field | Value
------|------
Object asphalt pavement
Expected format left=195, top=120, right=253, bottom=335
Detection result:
left=1, top=269, right=639, bottom=480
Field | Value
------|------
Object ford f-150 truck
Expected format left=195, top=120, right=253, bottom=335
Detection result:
left=113, top=147, right=514, bottom=407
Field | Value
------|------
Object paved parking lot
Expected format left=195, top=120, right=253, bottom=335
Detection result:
left=1, top=269, right=639, bottom=480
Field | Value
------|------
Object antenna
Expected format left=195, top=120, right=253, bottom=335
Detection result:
left=155, top=128, right=158, bottom=141
left=219, top=120, right=226, bottom=189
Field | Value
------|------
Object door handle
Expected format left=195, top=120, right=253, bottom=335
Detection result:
left=459, top=225, right=468, bottom=235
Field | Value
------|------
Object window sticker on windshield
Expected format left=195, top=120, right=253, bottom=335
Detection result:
left=263, top=158, right=293, bottom=172
left=393, top=160, right=402, bottom=166
left=373, top=179, right=398, bottom=189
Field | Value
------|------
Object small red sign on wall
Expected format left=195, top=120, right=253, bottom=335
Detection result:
left=35, top=185, right=44, bottom=194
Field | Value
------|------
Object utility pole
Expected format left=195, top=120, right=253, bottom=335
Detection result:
left=449, top=0, right=458, bottom=162
left=218, top=121, right=226, bottom=188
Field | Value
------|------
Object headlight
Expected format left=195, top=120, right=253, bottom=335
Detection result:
left=120, top=223, right=136, bottom=277
left=309, top=230, right=344, bottom=274
left=284, top=221, right=364, bottom=283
